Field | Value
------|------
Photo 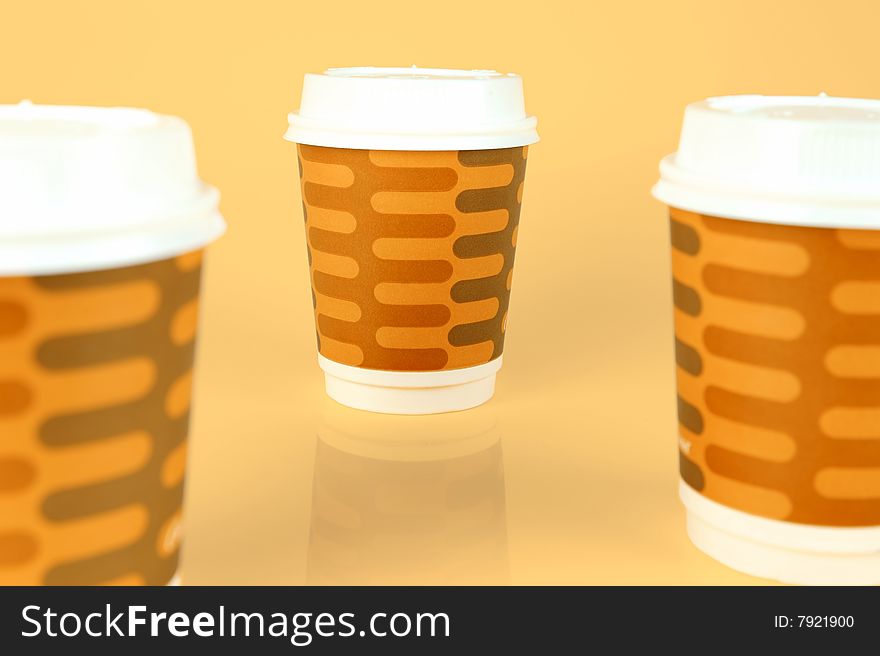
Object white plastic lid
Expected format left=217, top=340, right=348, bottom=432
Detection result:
left=653, top=94, right=880, bottom=228
left=285, top=66, right=538, bottom=151
left=0, top=102, right=225, bottom=276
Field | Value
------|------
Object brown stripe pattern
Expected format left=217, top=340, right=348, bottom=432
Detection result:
left=671, top=208, right=880, bottom=527
left=0, top=253, right=202, bottom=584
left=298, top=145, right=528, bottom=371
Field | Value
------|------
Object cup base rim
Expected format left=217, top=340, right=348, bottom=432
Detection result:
left=319, top=357, right=501, bottom=415
left=680, top=482, right=880, bottom=585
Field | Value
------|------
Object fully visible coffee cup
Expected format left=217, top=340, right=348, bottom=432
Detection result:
left=654, top=94, right=880, bottom=585
left=0, top=103, right=225, bottom=585
left=285, top=67, right=538, bottom=415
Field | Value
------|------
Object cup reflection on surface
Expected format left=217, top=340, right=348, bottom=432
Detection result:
left=307, top=403, right=508, bottom=585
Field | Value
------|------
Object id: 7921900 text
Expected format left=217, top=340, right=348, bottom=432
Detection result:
left=774, top=615, right=854, bottom=629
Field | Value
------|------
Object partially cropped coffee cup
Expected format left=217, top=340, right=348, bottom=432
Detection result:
left=654, top=94, right=880, bottom=585
left=0, top=103, right=225, bottom=585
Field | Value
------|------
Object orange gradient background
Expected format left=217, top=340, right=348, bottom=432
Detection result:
left=3, top=0, right=878, bottom=585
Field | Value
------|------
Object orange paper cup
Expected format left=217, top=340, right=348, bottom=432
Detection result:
left=286, top=67, right=538, bottom=414
left=655, top=95, right=880, bottom=584
left=0, top=104, right=224, bottom=585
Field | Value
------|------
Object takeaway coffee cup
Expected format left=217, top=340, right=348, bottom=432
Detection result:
left=285, top=67, right=538, bottom=415
left=654, top=95, right=880, bottom=584
left=0, top=103, right=225, bottom=585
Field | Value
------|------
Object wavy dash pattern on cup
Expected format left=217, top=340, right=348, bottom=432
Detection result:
left=298, top=146, right=527, bottom=372
left=670, top=208, right=880, bottom=527
left=0, top=253, right=202, bottom=585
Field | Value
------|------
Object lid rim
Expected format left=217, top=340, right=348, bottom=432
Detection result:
left=0, top=208, right=226, bottom=276
left=0, top=185, right=221, bottom=241
left=659, top=155, right=880, bottom=205
left=288, top=111, right=538, bottom=130
left=284, top=127, right=539, bottom=151
left=653, top=179, right=880, bottom=230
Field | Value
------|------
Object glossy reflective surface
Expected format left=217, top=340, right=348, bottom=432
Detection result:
left=182, top=363, right=768, bottom=585
left=307, top=408, right=508, bottom=585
